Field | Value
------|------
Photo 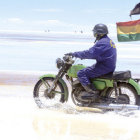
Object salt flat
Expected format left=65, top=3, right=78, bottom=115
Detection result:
left=0, top=71, right=140, bottom=140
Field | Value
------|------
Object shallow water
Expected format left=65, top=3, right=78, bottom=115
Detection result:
left=0, top=92, right=140, bottom=140
left=0, top=73, right=140, bottom=140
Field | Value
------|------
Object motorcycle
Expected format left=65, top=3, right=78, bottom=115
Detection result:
left=33, top=55, right=140, bottom=110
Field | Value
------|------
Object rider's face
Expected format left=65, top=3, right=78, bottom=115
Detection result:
left=93, top=31, right=97, bottom=37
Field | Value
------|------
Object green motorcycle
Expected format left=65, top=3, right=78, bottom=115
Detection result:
left=33, top=55, right=140, bottom=110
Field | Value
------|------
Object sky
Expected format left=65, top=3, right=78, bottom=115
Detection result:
left=0, top=0, right=140, bottom=35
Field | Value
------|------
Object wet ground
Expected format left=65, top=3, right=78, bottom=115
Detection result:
left=0, top=72, right=140, bottom=140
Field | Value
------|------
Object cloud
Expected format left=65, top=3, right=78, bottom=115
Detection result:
left=36, top=20, right=62, bottom=26
left=83, top=9, right=119, bottom=14
left=36, top=20, right=73, bottom=27
left=7, top=18, right=24, bottom=24
left=34, top=19, right=95, bottom=32
left=1, top=17, right=117, bottom=35
left=33, top=8, right=63, bottom=13
left=83, top=9, right=95, bottom=14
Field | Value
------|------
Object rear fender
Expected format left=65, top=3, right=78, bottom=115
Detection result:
left=40, top=74, right=69, bottom=102
left=128, top=79, right=140, bottom=95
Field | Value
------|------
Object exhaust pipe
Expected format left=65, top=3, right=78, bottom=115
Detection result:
left=92, top=104, right=140, bottom=110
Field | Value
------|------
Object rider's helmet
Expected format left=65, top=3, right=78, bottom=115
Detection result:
left=92, top=24, right=108, bottom=41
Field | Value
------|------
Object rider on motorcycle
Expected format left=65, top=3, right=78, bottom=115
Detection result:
left=66, top=24, right=117, bottom=98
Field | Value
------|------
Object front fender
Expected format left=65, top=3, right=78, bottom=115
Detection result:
left=40, top=74, right=69, bottom=102
left=128, top=79, right=140, bottom=95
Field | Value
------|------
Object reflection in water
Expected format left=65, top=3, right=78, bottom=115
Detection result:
left=33, top=103, right=140, bottom=140
left=0, top=74, right=140, bottom=140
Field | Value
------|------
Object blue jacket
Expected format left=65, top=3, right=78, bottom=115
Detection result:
left=73, top=35, right=117, bottom=73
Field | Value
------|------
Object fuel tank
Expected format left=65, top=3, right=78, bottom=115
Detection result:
left=67, top=64, right=86, bottom=78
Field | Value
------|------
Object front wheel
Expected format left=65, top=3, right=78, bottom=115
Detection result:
left=106, top=83, right=138, bottom=105
left=33, top=77, right=65, bottom=108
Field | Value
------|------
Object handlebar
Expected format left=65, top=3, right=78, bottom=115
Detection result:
left=63, top=55, right=75, bottom=64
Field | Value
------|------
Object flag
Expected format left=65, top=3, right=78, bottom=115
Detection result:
left=116, top=19, right=140, bottom=42
left=130, top=3, right=140, bottom=16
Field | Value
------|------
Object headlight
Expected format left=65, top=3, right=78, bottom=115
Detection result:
left=56, top=58, right=64, bottom=69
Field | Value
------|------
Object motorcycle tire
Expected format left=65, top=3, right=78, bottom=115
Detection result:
left=106, top=83, right=138, bottom=105
left=33, top=77, right=64, bottom=108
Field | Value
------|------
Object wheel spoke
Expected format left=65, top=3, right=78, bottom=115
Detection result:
left=52, top=91, right=64, bottom=95
left=41, top=79, right=50, bottom=88
left=118, top=87, right=122, bottom=95
left=34, top=78, right=64, bottom=108
left=108, top=84, right=137, bottom=105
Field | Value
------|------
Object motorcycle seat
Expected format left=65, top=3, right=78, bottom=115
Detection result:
left=99, top=70, right=131, bottom=80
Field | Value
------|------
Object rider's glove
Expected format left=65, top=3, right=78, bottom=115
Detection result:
left=65, top=52, right=74, bottom=57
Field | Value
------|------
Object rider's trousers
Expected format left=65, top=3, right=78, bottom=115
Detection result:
left=77, top=64, right=114, bottom=86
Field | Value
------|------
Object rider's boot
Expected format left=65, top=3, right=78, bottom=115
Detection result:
left=81, top=84, right=99, bottom=100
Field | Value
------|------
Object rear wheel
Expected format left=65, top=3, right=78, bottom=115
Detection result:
left=107, top=83, right=138, bottom=105
left=33, top=77, right=65, bottom=108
